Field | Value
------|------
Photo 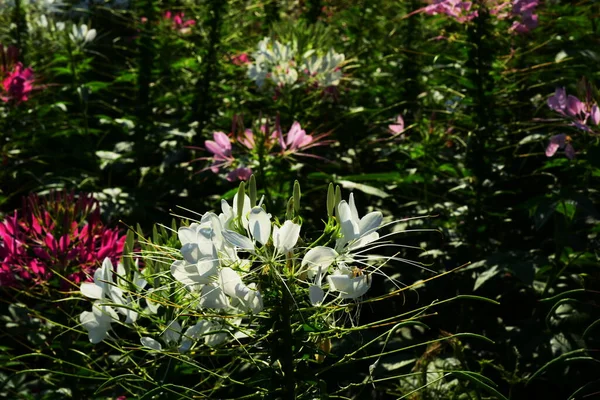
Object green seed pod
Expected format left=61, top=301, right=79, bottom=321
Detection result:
left=249, top=175, right=257, bottom=207
left=286, top=197, right=294, bottom=220
left=334, top=185, right=342, bottom=217
left=326, top=182, right=335, bottom=217
left=293, top=180, right=301, bottom=213
left=237, top=181, right=246, bottom=220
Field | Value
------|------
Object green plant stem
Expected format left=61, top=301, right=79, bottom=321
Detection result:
left=278, top=274, right=296, bottom=400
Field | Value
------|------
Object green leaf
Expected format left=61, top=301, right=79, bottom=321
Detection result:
left=473, top=265, right=500, bottom=291
left=338, top=180, right=389, bottom=198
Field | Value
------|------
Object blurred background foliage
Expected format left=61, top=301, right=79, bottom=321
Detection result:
left=1, top=0, right=599, bottom=398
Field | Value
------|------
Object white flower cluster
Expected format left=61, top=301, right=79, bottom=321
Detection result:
left=247, top=37, right=345, bottom=91
left=78, top=188, right=385, bottom=352
left=79, top=258, right=146, bottom=343
left=69, top=23, right=97, bottom=46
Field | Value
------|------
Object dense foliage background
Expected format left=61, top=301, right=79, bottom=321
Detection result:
left=1, top=0, right=599, bottom=399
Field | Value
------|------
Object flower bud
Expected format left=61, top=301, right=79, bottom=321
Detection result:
left=249, top=175, right=257, bottom=207
left=237, top=181, right=246, bottom=220
left=326, top=183, right=335, bottom=217
left=293, top=180, right=301, bottom=213
left=286, top=197, right=294, bottom=220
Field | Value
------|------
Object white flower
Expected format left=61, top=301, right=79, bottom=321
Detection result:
left=141, top=336, right=162, bottom=351
left=273, top=220, right=301, bottom=255
left=248, top=207, right=272, bottom=245
left=327, top=264, right=372, bottom=299
left=79, top=302, right=119, bottom=343
left=80, top=258, right=123, bottom=302
left=69, top=23, right=97, bottom=46
left=336, top=193, right=382, bottom=252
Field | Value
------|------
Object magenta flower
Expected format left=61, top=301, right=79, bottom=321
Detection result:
left=1, top=62, right=34, bottom=103
left=164, top=11, right=196, bottom=33
left=545, top=134, right=575, bottom=160
left=389, top=115, right=405, bottom=136
left=0, top=192, right=125, bottom=289
left=232, top=53, right=251, bottom=66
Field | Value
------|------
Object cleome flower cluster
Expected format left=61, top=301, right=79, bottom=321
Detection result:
left=78, top=181, right=389, bottom=352
left=246, top=37, right=345, bottom=95
left=200, top=117, right=334, bottom=181
left=545, top=85, right=600, bottom=159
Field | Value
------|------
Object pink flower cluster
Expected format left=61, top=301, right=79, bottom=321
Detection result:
left=201, top=119, right=333, bottom=182
left=507, top=0, right=539, bottom=33
left=545, top=87, right=600, bottom=159
left=423, top=0, right=539, bottom=33
left=424, top=0, right=477, bottom=23
left=164, top=11, right=196, bottom=34
left=1, top=44, right=34, bottom=104
left=0, top=192, right=125, bottom=288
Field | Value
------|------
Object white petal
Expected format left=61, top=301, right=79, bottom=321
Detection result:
left=178, top=224, right=200, bottom=245
left=200, top=284, right=229, bottom=309
left=348, top=193, right=360, bottom=223
left=301, top=246, right=338, bottom=277
left=85, top=28, right=96, bottom=42
left=359, top=211, right=383, bottom=237
left=80, top=282, right=103, bottom=300
left=219, top=267, right=243, bottom=298
left=163, top=320, right=182, bottom=344
left=309, top=284, right=325, bottom=306
left=181, top=242, right=201, bottom=264
left=248, top=207, right=271, bottom=245
left=338, top=201, right=359, bottom=241
left=274, top=220, right=300, bottom=254
left=341, top=275, right=371, bottom=299
left=141, top=337, right=162, bottom=351
left=223, top=230, right=254, bottom=251
left=327, top=274, right=352, bottom=294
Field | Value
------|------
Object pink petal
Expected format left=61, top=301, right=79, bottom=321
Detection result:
left=566, top=95, right=584, bottom=117
left=545, top=134, right=566, bottom=157
left=565, top=143, right=575, bottom=159
left=591, top=104, right=600, bottom=125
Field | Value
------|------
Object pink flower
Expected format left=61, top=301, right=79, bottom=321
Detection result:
left=205, top=131, right=234, bottom=173
left=548, top=87, right=567, bottom=114
left=276, top=120, right=334, bottom=158
left=164, top=11, right=196, bottom=33
left=389, top=115, right=405, bottom=136
left=285, top=122, right=313, bottom=151
left=546, top=134, right=575, bottom=159
left=565, top=95, right=585, bottom=118
left=1, top=62, right=34, bottom=103
left=226, top=167, right=253, bottom=182
left=232, top=53, right=251, bottom=66
left=238, top=129, right=256, bottom=149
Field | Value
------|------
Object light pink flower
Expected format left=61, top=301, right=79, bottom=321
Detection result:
left=238, top=129, right=256, bottom=150
left=389, top=115, right=405, bottom=136
left=545, top=134, right=575, bottom=159
left=547, top=87, right=567, bottom=114
left=205, top=132, right=233, bottom=173
left=226, top=167, right=253, bottom=182
left=591, top=104, right=600, bottom=125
